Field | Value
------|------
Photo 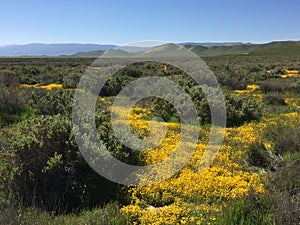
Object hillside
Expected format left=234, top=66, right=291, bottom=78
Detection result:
left=71, top=41, right=300, bottom=58
left=186, top=41, right=300, bottom=56
left=250, top=42, right=300, bottom=56
left=70, top=50, right=105, bottom=58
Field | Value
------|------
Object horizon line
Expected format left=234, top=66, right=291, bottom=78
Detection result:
left=0, top=39, right=300, bottom=47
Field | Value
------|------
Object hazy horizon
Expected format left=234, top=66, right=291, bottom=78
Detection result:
left=1, top=39, right=299, bottom=47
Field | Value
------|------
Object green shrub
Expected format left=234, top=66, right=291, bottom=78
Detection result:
left=269, top=160, right=300, bottom=194
left=216, top=194, right=274, bottom=225
left=262, top=122, right=300, bottom=224
left=264, top=121, right=300, bottom=155
left=263, top=93, right=286, bottom=105
left=260, top=79, right=289, bottom=92
left=140, top=91, right=262, bottom=127
left=246, top=142, right=274, bottom=170
left=0, top=115, right=121, bottom=212
left=0, top=87, right=35, bottom=126
left=291, top=80, right=300, bottom=93
left=266, top=160, right=300, bottom=225
left=100, top=76, right=136, bottom=96
left=31, top=89, right=74, bottom=115
left=62, top=72, right=82, bottom=89
left=225, top=94, right=262, bottom=127
left=272, top=191, right=300, bottom=225
left=224, top=77, right=246, bottom=90
left=0, top=69, right=19, bottom=86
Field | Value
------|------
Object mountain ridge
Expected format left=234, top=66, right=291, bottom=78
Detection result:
left=72, top=41, right=300, bottom=58
left=0, top=43, right=117, bottom=56
left=0, top=41, right=300, bottom=57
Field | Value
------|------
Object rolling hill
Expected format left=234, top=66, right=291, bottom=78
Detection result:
left=70, top=50, right=105, bottom=58
left=249, top=42, right=300, bottom=56
left=185, top=41, right=300, bottom=56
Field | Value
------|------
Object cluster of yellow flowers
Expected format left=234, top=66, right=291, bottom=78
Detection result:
left=281, top=69, right=299, bottom=78
left=117, top=105, right=266, bottom=224
left=233, top=84, right=260, bottom=94
left=285, top=97, right=300, bottom=110
left=252, top=93, right=263, bottom=102
left=20, top=83, right=62, bottom=90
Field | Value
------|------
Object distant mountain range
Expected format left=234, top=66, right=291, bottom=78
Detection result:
left=0, top=42, right=245, bottom=56
left=0, top=41, right=299, bottom=57
left=0, top=43, right=117, bottom=56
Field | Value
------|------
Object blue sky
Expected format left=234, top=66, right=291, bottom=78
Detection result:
left=1, top=0, right=299, bottom=45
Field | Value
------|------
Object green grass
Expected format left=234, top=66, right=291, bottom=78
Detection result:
left=216, top=194, right=275, bottom=225
left=0, top=202, right=129, bottom=225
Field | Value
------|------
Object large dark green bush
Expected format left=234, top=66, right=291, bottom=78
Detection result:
left=0, top=115, right=123, bottom=212
left=19, top=66, right=40, bottom=84
left=224, top=94, right=262, bottom=127
left=100, top=76, right=135, bottom=96
left=191, top=90, right=261, bottom=127
left=31, top=89, right=74, bottom=115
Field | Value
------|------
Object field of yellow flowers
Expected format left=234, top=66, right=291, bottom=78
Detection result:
left=106, top=75, right=300, bottom=224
